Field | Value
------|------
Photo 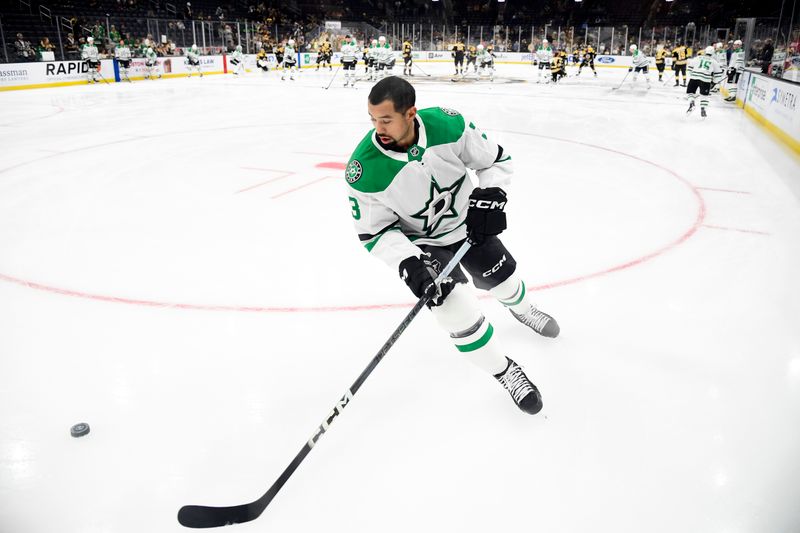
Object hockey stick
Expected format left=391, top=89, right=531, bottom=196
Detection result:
left=177, top=239, right=473, bottom=529
left=611, top=69, right=631, bottom=91
left=413, top=63, right=432, bottom=77
left=323, top=66, right=341, bottom=90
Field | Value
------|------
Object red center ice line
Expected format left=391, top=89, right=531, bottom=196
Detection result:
left=0, top=134, right=708, bottom=314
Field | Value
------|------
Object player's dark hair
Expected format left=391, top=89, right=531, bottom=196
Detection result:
left=368, top=76, right=416, bottom=114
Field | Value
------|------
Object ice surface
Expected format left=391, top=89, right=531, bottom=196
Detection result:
left=1, top=61, right=799, bottom=533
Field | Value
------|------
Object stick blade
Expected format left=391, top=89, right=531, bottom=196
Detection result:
left=178, top=503, right=257, bottom=528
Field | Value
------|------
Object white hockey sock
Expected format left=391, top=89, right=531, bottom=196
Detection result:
left=431, top=284, right=507, bottom=375
left=490, top=275, right=531, bottom=315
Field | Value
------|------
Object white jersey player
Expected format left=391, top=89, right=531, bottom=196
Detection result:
left=366, top=39, right=378, bottom=80
left=281, top=39, right=298, bottom=80
left=115, top=40, right=132, bottom=81
left=345, top=77, right=559, bottom=415
left=725, top=40, right=745, bottom=101
left=535, top=39, right=553, bottom=83
left=81, top=36, right=101, bottom=83
left=186, top=44, right=203, bottom=77
left=628, top=44, right=651, bottom=88
left=711, top=42, right=726, bottom=91
left=143, top=46, right=161, bottom=79
left=375, top=36, right=393, bottom=80
left=476, top=44, right=494, bottom=81
left=340, top=36, right=359, bottom=87
left=686, top=46, right=725, bottom=118
left=229, top=44, right=244, bottom=76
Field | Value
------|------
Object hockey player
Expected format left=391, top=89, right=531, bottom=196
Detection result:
left=535, top=39, right=553, bottom=83
left=451, top=39, right=466, bottom=75
left=365, top=39, right=378, bottom=80
left=229, top=44, right=245, bottom=76
left=341, top=35, right=359, bottom=87
left=402, top=39, right=413, bottom=76
left=476, top=44, right=494, bottom=81
left=81, top=36, right=101, bottom=84
left=255, top=45, right=269, bottom=73
left=686, top=46, right=725, bottom=118
left=628, top=44, right=651, bottom=88
left=654, top=44, right=668, bottom=82
left=672, top=42, right=688, bottom=87
left=724, top=40, right=745, bottom=102
left=115, top=39, right=132, bottom=82
left=281, top=39, right=298, bottom=80
left=577, top=45, right=597, bottom=77
left=345, top=77, right=559, bottom=415
left=375, top=36, right=393, bottom=80
left=186, top=43, right=203, bottom=77
left=711, top=43, right=726, bottom=92
left=274, top=42, right=284, bottom=70
left=316, top=38, right=332, bottom=71
left=466, top=44, right=477, bottom=73
left=143, top=46, right=161, bottom=80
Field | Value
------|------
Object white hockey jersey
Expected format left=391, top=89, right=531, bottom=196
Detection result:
left=144, top=47, right=158, bottom=64
left=477, top=48, right=494, bottom=65
left=713, top=49, right=727, bottom=69
left=81, top=44, right=99, bottom=61
left=688, top=54, right=724, bottom=83
left=115, top=46, right=131, bottom=60
left=345, top=107, right=512, bottom=271
left=186, top=48, right=200, bottom=62
left=283, top=44, right=296, bottom=62
left=536, top=46, right=553, bottom=63
left=631, top=50, right=649, bottom=68
left=340, top=41, right=358, bottom=62
left=728, top=48, right=745, bottom=71
left=376, top=43, right=393, bottom=65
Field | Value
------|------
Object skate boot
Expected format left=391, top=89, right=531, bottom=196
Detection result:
left=686, top=101, right=695, bottom=115
left=724, top=95, right=736, bottom=102
left=495, top=358, right=543, bottom=415
left=510, top=304, right=560, bottom=338
left=701, top=107, right=707, bottom=118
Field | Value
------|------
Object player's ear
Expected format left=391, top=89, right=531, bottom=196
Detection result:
left=406, top=106, right=417, bottom=121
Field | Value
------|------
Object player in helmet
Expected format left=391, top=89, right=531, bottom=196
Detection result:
left=144, top=45, right=161, bottom=79
left=186, top=43, right=203, bottom=77
left=229, top=44, right=245, bottom=76
left=81, top=36, right=101, bottom=83
left=281, top=39, right=298, bottom=80
left=711, top=42, right=726, bottom=92
left=476, top=44, right=495, bottom=81
left=535, top=39, right=553, bottom=83
left=340, top=35, right=359, bottom=87
left=115, top=39, right=132, bottom=82
left=686, top=45, right=725, bottom=117
left=724, top=39, right=745, bottom=101
left=628, top=44, right=651, bottom=88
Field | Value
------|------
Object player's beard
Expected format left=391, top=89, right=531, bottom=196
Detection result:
left=378, top=121, right=413, bottom=151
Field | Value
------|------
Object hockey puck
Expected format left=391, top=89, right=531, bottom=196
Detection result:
left=70, top=423, right=90, bottom=438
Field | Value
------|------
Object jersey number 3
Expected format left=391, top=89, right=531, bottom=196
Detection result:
left=349, top=197, right=361, bottom=220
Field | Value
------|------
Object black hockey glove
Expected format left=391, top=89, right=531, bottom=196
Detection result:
left=399, top=254, right=455, bottom=308
left=466, top=187, right=507, bottom=245
left=628, top=67, right=633, bottom=72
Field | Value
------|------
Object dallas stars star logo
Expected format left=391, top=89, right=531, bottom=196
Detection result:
left=411, top=175, right=465, bottom=235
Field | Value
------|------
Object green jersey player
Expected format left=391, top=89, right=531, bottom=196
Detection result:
left=345, top=77, right=560, bottom=415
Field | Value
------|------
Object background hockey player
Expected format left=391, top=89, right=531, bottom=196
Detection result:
left=345, top=77, right=560, bottom=415
left=281, top=39, right=298, bottom=80
left=255, top=45, right=269, bottom=73
left=711, top=43, right=727, bottom=92
left=629, top=44, right=651, bottom=88
left=466, top=44, right=477, bottom=73
left=654, top=44, right=668, bottom=82
left=340, top=35, right=358, bottom=87
left=316, top=38, right=332, bottom=71
left=274, top=42, right=284, bottom=70
left=114, top=39, right=132, bottom=82
left=143, top=46, right=161, bottom=80
left=366, top=39, right=377, bottom=80
left=375, top=36, right=393, bottom=80
left=451, top=39, right=466, bottom=76
left=724, top=40, right=745, bottom=102
left=686, top=46, right=725, bottom=118
left=81, top=36, right=101, bottom=84
left=577, top=45, right=597, bottom=77
left=550, top=51, right=566, bottom=82
left=672, top=42, right=688, bottom=87
left=229, top=44, right=245, bottom=76
left=402, top=39, right=413, bottom=76
left=186, top=43, right=203, bottom=77
left=535, top=39, right=553, bottom=83
left=476, top=44, right=495, bottom=81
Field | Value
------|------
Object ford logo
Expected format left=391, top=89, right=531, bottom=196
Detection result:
left=597, top=56, right=615, bottom=64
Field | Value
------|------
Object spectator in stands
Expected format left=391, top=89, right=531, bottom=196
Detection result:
left=760, top=38, right=774, bottom=74
left=65, top=33, right=79, bottom=58
left=184, top=2, right=192, bottom=19
left=109, top=25, right=121, bottom=45
left=38, top=37, right=56, bottom=59
left=14, top=33, right=35, bottom=61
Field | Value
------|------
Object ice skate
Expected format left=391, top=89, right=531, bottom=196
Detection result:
left=510, top=304, right=560, bottom=338
left=686, top=101, right=695, bottom=115
left=494, top=358, right=543, bottom=415
left=701, top=107, right=707, bottom=118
